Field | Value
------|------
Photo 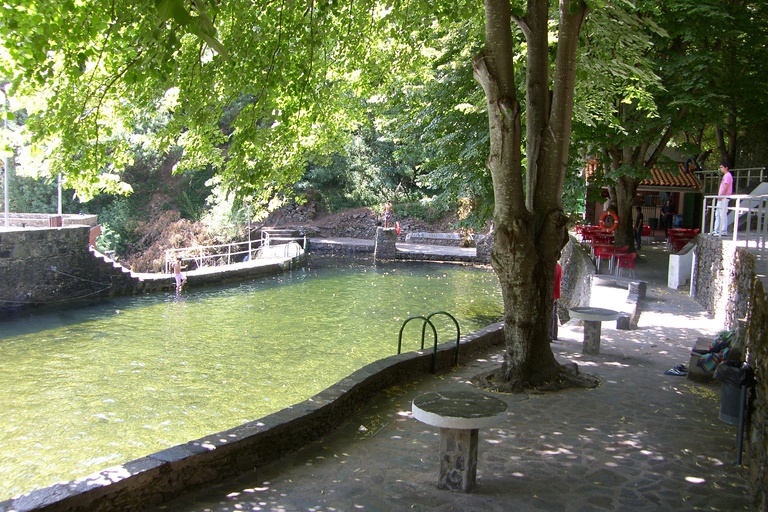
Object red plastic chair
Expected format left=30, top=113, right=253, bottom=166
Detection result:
left=614, top=252, right=637, bottom=277
left=593, top=244, right=612, bottom=272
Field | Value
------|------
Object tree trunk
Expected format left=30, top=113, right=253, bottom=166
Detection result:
left=474, top=0, right=593, bottom=391
left=612, top=176, right=640, bottom=251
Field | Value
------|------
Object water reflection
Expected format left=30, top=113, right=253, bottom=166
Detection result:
left=0, top=257, right=501, bottom=499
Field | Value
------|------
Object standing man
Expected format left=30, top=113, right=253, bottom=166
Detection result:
left=634, top=206, right=644, bottom=250
left=714, top=162, right=733, bottom=236
left=660, top=200, right=674, bottom=238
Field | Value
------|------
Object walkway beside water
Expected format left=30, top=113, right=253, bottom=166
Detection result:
left=158, top=244, right=752, bottom=512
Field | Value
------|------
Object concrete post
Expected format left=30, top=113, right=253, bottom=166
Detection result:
left=373, top=227, right=397, bottom=262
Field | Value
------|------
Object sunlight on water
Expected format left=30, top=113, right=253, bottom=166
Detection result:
left=0, top=257, right=501, bottom=500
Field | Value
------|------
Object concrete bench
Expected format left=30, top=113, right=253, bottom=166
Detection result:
left=569, top=307, right=620, bottom=355
left=412, top=390, right=508, bottom=492
left=404, top=232, right=475, bottom=247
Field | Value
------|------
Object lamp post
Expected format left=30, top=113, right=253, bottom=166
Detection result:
left=1, top=82, right=9, bottom=228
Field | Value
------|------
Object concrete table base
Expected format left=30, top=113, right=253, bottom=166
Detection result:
left=438, top=427, right=478, bottom=491
left=412, top=390, right=508, bottom=492
left=569, top=307, right=620, bottom=355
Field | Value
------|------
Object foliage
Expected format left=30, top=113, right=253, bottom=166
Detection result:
left=392, top=200, right=452, bottom=226
left=8, top=174, right=79, bottom=214
left=371, top=13, right=494, bottom=226
left=298, top=123, right=423, bottom=213
left=94, top=197, right=136, bottom=255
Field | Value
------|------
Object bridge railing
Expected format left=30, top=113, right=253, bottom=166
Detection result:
left=164, top=240, right=262, bottom=274
left=163, top=232, right=307, bottom=274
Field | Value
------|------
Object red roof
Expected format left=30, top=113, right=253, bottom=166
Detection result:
left=586, top=159, right=702, bottom=190
left=639, top=164, right=702, bottom=190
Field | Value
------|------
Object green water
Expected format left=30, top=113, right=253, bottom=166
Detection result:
left=0, top=257, right=502, bottom=500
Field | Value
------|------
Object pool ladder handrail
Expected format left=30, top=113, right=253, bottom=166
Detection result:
left=397, top=311, right=461, bottom=373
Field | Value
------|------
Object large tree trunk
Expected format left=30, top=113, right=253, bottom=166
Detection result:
left=474, top=0, right=593, bottom=391
left=612, top=176, right=640, bottom=251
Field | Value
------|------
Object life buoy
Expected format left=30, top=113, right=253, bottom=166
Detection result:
left=599, top=211, right=619, bottom=232
left=395, top=221, right=401, bottom=235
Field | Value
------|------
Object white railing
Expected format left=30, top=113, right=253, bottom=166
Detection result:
left=261, top=228, right=298, bottom=247
left=164, top=233, right=306, bottom=274
left=164, top=239, right=262, bottom=274
left=696, top=167, right=766, bottom=195
left=701, top=193, right=768, bottom=253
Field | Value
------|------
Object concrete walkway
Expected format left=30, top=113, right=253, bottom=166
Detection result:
left=159, top=245, right=752, bottom=511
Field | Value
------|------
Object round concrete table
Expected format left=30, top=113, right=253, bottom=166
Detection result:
left=412, top=390, right=508, bottom=492
left=569, top=307, right=620, bottom=355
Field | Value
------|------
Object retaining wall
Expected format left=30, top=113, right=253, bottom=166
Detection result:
left=0, top=228, right=305, bottom=318
left=692, top=236, right=767, bottom=509
left=1, top=213, right=98, bottom=228
left=745, top=278, right=768, bottom=510
left=692, top=236, right=754, bottom=330
left=0, top=227, right=142, bottom=317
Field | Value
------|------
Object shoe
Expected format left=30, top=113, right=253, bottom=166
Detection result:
left=665, top=368, right=686, bottom=376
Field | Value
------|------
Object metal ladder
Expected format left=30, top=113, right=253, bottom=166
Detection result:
left=397, top=311, right=460, bottom=373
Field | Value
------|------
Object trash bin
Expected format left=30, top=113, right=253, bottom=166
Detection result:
left=649, top=217, right=658, bottom=230
left=714, top=361, right=754, bottom=426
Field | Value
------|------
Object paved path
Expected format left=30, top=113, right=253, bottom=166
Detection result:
left=159, top=245, right=751, bottom=511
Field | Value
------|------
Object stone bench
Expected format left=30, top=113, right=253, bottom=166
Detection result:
left=404, top=232, right=475, bottom=247
left=569, top=307, right=621, bottom=355
left=412, top=390, right=508, bottom=492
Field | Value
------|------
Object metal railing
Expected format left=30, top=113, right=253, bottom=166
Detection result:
left=696, top=167, right=766, bottom=195
left=397, top=311, right=461, bottom=373
left=261, top=228, right=301, bottom=247
left=164, top=240, right=263, bottom=274
left=701, top=193, right=768, bottom=253
left=164, top=231, right=306, bottom=274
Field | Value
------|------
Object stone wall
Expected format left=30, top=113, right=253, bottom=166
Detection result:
left=692, top=236, right=754, bottom=330
left=476, top=231, right=492, bottom=263
left=373, top=226, right=397, bottom=261
left=693, top=236, right=768, bottom=508
left=557, top=237, right=594, bottom=322
left=745, top=278, right=768, bottom=510
left=0, top=228, right=303, bottom=317
left=1, top=213, right=98, bottom=228
left=0, top=227, right=141, bottom=317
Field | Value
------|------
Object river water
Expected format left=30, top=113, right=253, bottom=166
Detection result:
left=0, top=257, right=502, bottom=500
